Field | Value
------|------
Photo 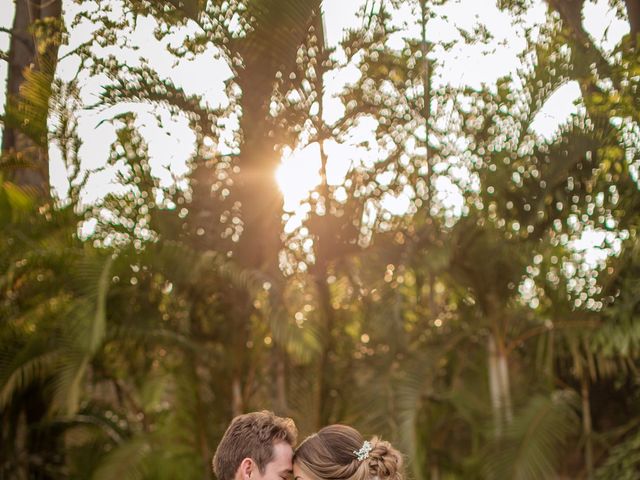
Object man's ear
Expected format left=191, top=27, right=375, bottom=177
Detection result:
left=239, top=458, right=253, bottom=480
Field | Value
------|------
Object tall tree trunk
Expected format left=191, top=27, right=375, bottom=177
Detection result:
left=488, top=334, right=513, bottom=436
left=186, top=351, right=212, bottom=479
left=498, top=343, right=513, bottom=424
left=2, top=0, right=62, bottom=197
left=274, top=345, right=288, bottom=415
left=274, top=346, right=289, bottom=415
left=228, top=0, right=320, bottom=417
left=581, top=373, right=594, bottom=480
left=488, top=335, right=503, bottom=436
left=1, top=4, right=62, bottom=478
left=232, top=376, right=244, bottom=417
left=315, top=262, right=336, bottom=427
left=625, top=0, right=640, bottom=47
left=231, top=89, right=282, bottom=416
left=231, top=300, right=250, bottom=417
left=430, top=464, right=440, bottom=480
left=304, top=6, right=349, bottom=428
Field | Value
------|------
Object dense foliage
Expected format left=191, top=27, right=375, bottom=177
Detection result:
left=1, top=0, right=639, bottom=478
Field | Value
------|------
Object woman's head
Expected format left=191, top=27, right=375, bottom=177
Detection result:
left=293, top=425, right=403, bottom=480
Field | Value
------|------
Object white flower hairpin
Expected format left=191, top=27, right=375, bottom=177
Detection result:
left=354, top=440, right=373, bottom=461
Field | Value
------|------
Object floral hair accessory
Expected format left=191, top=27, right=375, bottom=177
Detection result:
left=354, top=440, right=373, bottom=461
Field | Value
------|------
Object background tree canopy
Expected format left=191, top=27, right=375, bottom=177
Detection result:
left=1, top=0, right=639, bottom=478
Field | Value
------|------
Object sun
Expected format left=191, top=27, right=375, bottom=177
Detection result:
left=275, top=143, right=322, bottom=211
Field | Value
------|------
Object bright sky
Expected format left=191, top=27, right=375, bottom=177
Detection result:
left=0, top=0, right=629, bottom=218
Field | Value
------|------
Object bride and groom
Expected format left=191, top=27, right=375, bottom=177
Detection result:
left=212, top=411, right=403, bottom=480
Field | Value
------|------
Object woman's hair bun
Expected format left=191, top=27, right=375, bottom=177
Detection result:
left=366, top=438, right=403, bottom=480
left=294, top=426, right=404, bottom=480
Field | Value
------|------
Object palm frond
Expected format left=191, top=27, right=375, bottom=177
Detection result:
left=0, top=252, right=113, bottom=416
left=90, top=256, right=113, bottom=355
left=2, top=60, right=54, bottom=147
left=0, top=349, right=62, bottom=410
left=483, top=392, right=580, bottom=480
left=91, top=436, right=151, bottom=480
left=595, top=427, right=640, bottom=480
left=0, top=181, right=37, bottom=225
left=50, top=354, right=90, bottom=416
left=267, top=301, right=321, bottom=363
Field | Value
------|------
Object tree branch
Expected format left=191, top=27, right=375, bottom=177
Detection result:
left=545, top=0, right=611, bottom=75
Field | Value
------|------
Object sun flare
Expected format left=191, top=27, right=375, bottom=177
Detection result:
left=275, top=143, right=322, bottom=211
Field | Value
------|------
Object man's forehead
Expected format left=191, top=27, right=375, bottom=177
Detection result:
left=271, top=441, right=294, bottom=468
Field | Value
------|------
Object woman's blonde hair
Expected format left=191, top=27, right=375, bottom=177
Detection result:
left=294, top=425, right=403, bottom=480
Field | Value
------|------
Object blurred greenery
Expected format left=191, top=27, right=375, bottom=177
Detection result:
left=1, top=0, right=639, bottom=479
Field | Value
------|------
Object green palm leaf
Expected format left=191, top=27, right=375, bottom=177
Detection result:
left=0, top=349, right=62, bottom=410
left=1, top=59, right=55, bottom=148
left=483, top=392, right=580, bottom=480
left=0, top=181, right=36, bottom=224
left=595, top=427, right=640, bottom=480
left=92, top=437, right=151, bottom=480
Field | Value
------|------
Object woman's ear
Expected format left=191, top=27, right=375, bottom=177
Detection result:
left=239, top=458, right=253, bottom=480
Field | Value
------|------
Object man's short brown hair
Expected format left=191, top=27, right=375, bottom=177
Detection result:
left=212, top=411, right=298, bottom=480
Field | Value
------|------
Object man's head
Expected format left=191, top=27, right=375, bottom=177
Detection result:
left=213, top=411, right=298, bottom=480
